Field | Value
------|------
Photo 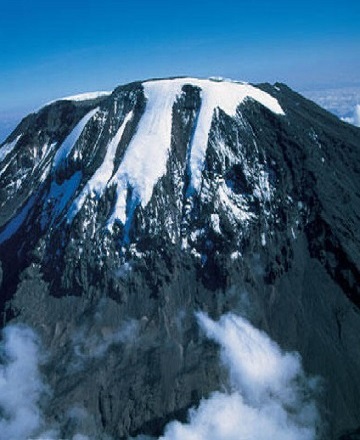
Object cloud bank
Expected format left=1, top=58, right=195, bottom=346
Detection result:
left=0, top=324, right=93, bottom=440
left=156, top=312, right=321, bottom=440
left=303, top=86, right=360, bottom=127
left=0, top=325, right=45, bottom=440
left=342, top=104, right=360, bottom=127
left=0, top=313, right=321, bottom=440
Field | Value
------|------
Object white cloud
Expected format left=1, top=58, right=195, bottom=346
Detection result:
left=72, top=318, right=139, bottom=360
left=303, top=86, right=360, bottom=117
left=303, top=86, right=360, bottom=127
left=342, top=104, right=360, bottom=127
left=0, top=314, right=322, bottom=440
left=0, top=325, right=45, bottom=440
left=0, top=324, right=96, bottom=440
left=355, top=105, right=360, bottom=126
left=155, top=312, right=321, bottom=440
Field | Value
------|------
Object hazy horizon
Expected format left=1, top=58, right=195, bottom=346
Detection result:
left=1, top=81, right=359, bottom=143
left=1, top=0, right=359, bottom=141
left=1, top=0, right=359, bottom=112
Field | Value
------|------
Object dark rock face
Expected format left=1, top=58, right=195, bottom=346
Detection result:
left=0, top=78, right=360, bottom=439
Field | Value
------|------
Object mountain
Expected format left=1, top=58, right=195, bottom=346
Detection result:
left=0, top=77, right=360, bottom=440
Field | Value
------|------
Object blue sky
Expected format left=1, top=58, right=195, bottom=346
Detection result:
left=1, top=0, right=359, bottom=119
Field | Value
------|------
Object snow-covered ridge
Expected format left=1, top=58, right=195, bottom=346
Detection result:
left=53, top=108, right=99, bottom=170
left=182, top=78, right=284, bottom=191
left=44, top=91, right=111, bottom=107
left=0, top=135, right=22, bottom=164
left=108, top=80, right=186, bottom=226
left=59, top=91, right=112, bottom=102
left=68, top=111, right=134, bottom=223
left=62, top=77, right=284, bottom=228
left=107, top=77, right=284, bottom=225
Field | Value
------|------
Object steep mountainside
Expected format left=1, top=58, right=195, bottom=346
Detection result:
left=0, top=77, right=360, bottom=439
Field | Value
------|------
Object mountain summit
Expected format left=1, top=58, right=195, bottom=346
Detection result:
left=1, top=77, right=360, bottom=439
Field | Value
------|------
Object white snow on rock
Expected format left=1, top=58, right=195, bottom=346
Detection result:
left=68, top=111, right=134, bottom=223
left=108, top=78, right=284, bottom=226
left=261, top=232, right=266, bottom=246
left=59, top=91, right=111, bottom=102
left=0, top=135, right=22, bottom=164
left=52, top=108, right=99, bottom=170
left=210, top=213, right=221, bottom=234
left=217, top=181, right=254, bottom=223
left=47, top=172, right=82, bottom=224
left=64, top=78, right=284, bottom=227
left=45, top=91, right=111, bottom=107
left=107, top=79, right=186, bottom=226
left=0, top=196, right=36, bottom=244
left=185, top=78, right=284, bottom=192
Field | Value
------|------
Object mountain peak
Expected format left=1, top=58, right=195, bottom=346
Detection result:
left=0, top=77, right=285, bottom=239
left=1, top=78, right=360, bottom=438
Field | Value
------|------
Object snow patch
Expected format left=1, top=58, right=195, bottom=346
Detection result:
left=186, top=78, right=284, bottom=192
left=43, top=172, right=82, bottom=228
left=108, top=80, right=186, bottom=226
left=68, top=111, right=133, bottom=223
left=45, top=91, right=111, bottom=106
left=261, top=232, right=266, bottom=246
left=230, top=251, right=242, bottom=260
left=58, top=91, right=111, bottom=102
left=218, top=182, right=254, bottom=223
left=253, top=169, right=273, bottom=202
left=210, top=213, right=221, bottom=234
left=52, top=108, right=99, bottom=170
left=0, top=196, right=36, bottom=244
left=0, top=135, right=21, bottom=164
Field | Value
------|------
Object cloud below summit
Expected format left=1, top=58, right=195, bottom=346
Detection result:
left=154, top=312, right=322, bottom=440
left=0, top=325, right=45, bottom=440
left=0, top=314, right=322, bottom=440
left=342, top=104, right=360, bottom=127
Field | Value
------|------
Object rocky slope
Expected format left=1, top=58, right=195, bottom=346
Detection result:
left=0, top=77, right=360, bottom=439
